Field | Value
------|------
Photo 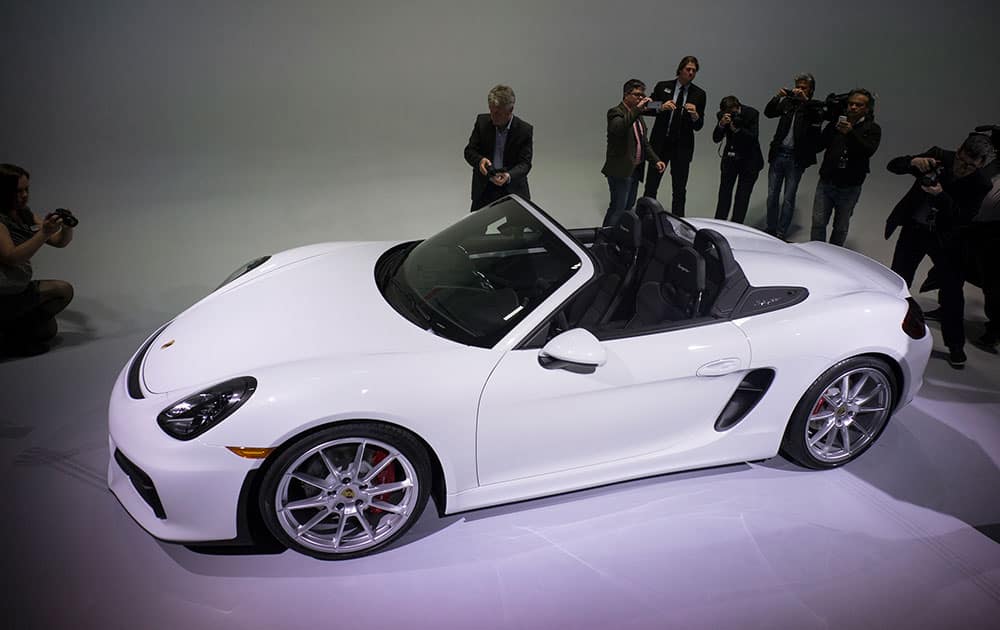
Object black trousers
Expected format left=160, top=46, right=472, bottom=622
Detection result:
left=891, top=224, right=966, bottom=349
left=970, top=221, right=1000, bottom=335
left=644, top=144, right=691, bottom=217
left=715, top=160, right=760, bottom=224
left=471, top=183, right=509, bottom=212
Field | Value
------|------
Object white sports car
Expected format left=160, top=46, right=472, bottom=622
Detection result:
left=108, top=196, right=932, bottom=559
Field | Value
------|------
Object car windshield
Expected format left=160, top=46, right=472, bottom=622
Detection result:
left=383, top=198, right=582, bottom=348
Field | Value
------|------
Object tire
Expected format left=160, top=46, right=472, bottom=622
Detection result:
left=259, top=422, right=431, bottom=560
left=781, top=356, right=897, bottom=469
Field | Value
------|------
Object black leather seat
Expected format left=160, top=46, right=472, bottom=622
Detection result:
left=565, top=210, right=642, bottom=329
left=629, top=246, right=706, bottom=327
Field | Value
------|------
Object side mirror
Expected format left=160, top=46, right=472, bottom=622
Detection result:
left=538, top=329, right=607, bottom=373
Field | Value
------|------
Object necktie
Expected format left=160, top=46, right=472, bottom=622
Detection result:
left=670, top=85, right=687, bottom=134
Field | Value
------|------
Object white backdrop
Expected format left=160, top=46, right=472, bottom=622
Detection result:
left=2, top=0, right=998, bottom=334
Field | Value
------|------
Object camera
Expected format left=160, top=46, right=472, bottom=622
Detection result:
left=919, top=165, right=945, bottom=188
left=716, top=110, right=743, bottom=127
left=50, top=208, right=79, bottom=228
left=485, top=165, right=508, bottom=180
left=820, top=92, right=851, bottom=121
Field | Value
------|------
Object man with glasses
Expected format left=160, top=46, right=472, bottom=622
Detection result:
left=464, top=84, right=533, bottom=211
left=643, top=56, right=706, bottom=216
left=601, top=79, right=665, bottom=226
left=884, top=133, right=994, bottom=368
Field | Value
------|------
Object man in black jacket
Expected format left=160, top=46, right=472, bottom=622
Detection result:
left=642, top=55, right=706, bottom=217
left=464, top=85, right=533, bottom=211
left=810, top=89, right=881, bottom=246
left=712, top=96, right=764, bottom=224
left=885, top=134, right=994, bottom=368
left=601, top=79, right=665, bottom=226
left=763, top=74, right=823, bottom=238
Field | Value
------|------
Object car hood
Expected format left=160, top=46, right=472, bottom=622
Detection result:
left=689, top=219, right=908, bottom=299
left=141, top=241, right=455, bottom=393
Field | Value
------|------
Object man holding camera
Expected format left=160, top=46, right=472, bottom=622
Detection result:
left=968, top=126, right=1000, bottom=353
left=0, top=164, right=76, bottom=356
left=810, top=89, right=881, bottom=246
left=712, top=96, right=763, bottom=224
left=601, top=79, right=666, bottom=226
left=464, top=84, right=533, bottom=211
left=642, top=56, right=706, bottom=217
left=763, top=74, right=823, bottom=238
left=884, top=134, right=994, bottom=368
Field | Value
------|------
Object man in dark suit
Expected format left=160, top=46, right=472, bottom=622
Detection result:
left=643, top=55, right=706, bottom=216
left=464, top=85, right=533, bottom=211
left=763, top=73, right=824, bottom=238
left=712, top=96, right=764, bottom=224
left=601, top=79, right=665, bottom=226
left=884, top=134, right=994, bottom=368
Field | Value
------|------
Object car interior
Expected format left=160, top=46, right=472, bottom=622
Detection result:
left=544, top=197, right=754, bottom=343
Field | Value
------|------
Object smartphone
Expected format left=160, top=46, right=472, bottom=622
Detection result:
left=837, top=115, right=848, bottom=125
left=647, top=101, right=663, bottom=111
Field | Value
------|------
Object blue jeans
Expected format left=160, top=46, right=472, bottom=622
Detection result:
left=604, top=174, right=639, bottom=226
left=811, top=179, right=863, bottom=246
left=765, top=150, right=804, bottom=236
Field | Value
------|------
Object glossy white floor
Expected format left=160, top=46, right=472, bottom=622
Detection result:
left=1, top=201, right=999, bottom=629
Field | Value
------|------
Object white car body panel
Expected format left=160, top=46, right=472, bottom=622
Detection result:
left=109, top=197, right=931, bottom=545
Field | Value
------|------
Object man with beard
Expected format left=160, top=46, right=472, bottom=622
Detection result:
left=885, top=134, right=994, bottom=368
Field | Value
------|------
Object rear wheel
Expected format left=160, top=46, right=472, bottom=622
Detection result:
left=259, top=422, right=431, bottom=559
left=781, top=357, right=897, bottom=469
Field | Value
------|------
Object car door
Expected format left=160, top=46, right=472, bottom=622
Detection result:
left=476, top=321, right=751, bottom=486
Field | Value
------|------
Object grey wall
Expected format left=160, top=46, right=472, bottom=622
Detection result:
left=3, top=0, right=998, bottom=334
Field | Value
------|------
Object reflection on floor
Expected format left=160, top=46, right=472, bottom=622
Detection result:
left=1, top=303, right=998, bottom=629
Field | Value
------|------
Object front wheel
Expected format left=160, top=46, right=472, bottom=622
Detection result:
left=781, top=357, right=897, bottom=469
left=259, top=422, right=431, bottom=559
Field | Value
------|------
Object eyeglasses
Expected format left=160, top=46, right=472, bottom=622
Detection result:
left=628, top=91, right=646, bottom=98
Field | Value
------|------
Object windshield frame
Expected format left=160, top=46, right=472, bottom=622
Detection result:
left=378, top=196, right=594, bottom=350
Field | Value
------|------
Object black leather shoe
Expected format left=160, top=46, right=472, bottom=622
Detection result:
left=947, top=347, right=967, bottom=369
left=971, top=332, right=999, bottom=355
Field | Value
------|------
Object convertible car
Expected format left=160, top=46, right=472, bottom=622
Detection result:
left=108, top=195, right=932, bottom=559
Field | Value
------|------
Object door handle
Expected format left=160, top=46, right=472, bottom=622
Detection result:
left=696, top=358, right=742, bottom=377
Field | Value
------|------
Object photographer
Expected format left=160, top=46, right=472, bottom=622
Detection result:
left=884, top=134, right=994, bottom=368
left=0, top=164, right=75, bottom=356
left=810, top=89, right=881, bottom=246
left=969, top=126, right=1000, bottom=353
left=763, top=73, right=823, bottom=239
left=712, top=96, right=763, bottom=224
left=464, top=84, right=533, bottom=211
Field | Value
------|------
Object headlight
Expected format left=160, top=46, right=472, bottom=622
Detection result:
left=157, top=377, right=257, bottom=441
left=216, top=255, right=271, bottom=290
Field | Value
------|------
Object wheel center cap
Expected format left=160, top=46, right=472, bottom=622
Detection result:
left=341, top=488, right=356, bottom=499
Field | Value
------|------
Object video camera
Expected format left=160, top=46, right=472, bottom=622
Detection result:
left=974, top=124, right=1000, bottom=152
left=918, top=164, right=946, bottom=188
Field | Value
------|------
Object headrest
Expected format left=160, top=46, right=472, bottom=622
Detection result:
left=668, top=247, right=706, bottom=293
left=610, top=210, right=642, bottom=250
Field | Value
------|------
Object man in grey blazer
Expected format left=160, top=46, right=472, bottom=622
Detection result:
left=602, top=79, right=665, bottom=226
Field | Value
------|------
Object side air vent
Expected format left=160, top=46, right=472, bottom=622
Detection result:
left=714, top=369, right=776, bottom=432
left=731, top=286, right=808, bottom=318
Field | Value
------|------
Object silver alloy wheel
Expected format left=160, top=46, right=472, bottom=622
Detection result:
left=273, top=437, right=421, bottom=555
left=804, top=367, right=892, bottom=464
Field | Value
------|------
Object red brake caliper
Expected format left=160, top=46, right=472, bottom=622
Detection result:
left=368, top=449, right=396, bottom=514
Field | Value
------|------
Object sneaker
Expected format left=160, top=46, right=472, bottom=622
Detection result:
left=947, top=347, right=967, bottom=369
left=924, top=307, right=943, bottom=322
left=971, top=332, right=999, bottom=354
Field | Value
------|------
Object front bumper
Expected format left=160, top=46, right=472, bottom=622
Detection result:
left=107, top=367, right=259, bottom=542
